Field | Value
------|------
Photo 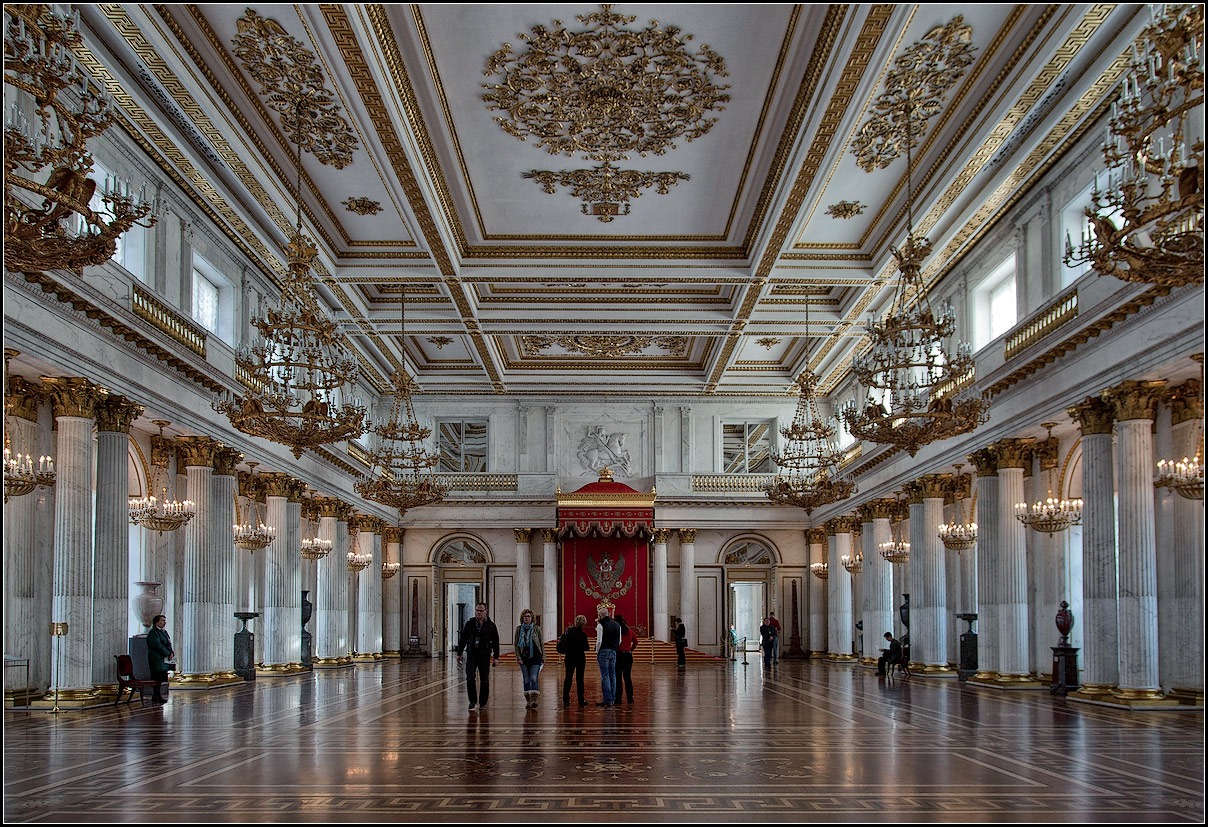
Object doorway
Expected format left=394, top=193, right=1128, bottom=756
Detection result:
left=445, top=582, right=479, bottom=653
left=729, top=581, right=765, bottom=651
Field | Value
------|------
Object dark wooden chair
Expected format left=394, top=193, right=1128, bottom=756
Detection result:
left=114, top=654, right=159, bottom=705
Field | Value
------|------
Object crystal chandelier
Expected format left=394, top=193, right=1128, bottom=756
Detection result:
left=938, top=463, right=978, bottom=551
left=3, top=350, right=55, bottom=503
left=381, top=560, right=400, bottom=579
left=809, top=561, right=829, bottom=580
left=213, top=102, right=366, bottom=459
left=1015, top=423, right=1083, bottom=535
left=128, top=421, right=195, bottom=533
left=879, top=498, right=911, bottom=564
left=3, top=5, right=156, bottom=273
left=1063, top=4, right=1204, bottom=288
left=841, top=551, right=864, bottom=575
left=233, top=462, right=275, bottom=551
left=764, top=300, right=856, bottom=514
left=354, top=290, right=448, bottom=514
left=842, top=49, right=988, bottom=456
left=345, top=524, right=370, bottom=572
left=1156, top=356, right=1204, bottom=500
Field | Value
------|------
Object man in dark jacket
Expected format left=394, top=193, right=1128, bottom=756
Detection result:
left=455, top=602, right=500, bottom=711
left=560, top=614, right=591, bottom=707
left=878, top=632, right=902, bottom=676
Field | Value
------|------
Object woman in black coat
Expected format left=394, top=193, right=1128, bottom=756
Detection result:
left=560, top=614, right=590, bottom=707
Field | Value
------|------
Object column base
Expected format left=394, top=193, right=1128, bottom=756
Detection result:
left=312, top=657, right=354, bottom=669
left=255, top=662, right=308, bottom=677
left=1166, top=686, right=1204, bottom=706
left=382, top=650, right=401, bottom=659
left=5, top=688, right=43, bottom=708
left=27, top=687, right=110, bottom=710
left=1069, top=687, right=1185, bottom=710
left=168, top=673, right=245, bottom=690
left=352, top=652, right=382, bottom=663
left=858, top=656, right=878, bottom=667
left=808, top=650, right=827, bottom=659
left=914, top=664, right=959, bottom=678
left=1067, top=682, right=1116, bottom=702
left=824, top=652, right=858, bottom=662
left=967, top=673, right=1049, bottom=689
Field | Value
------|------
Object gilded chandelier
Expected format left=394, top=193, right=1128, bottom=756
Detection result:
left=346, top=526, right=371, bottom=573
left=128, top=421, right=195, bottom=533
left=1156, top=359, right=1204, bottom=500
left=938, top=464, right=978, bottom=551
left=354, top=293, right=448, bottom=515
left=841, top=552, right=864, bottom=575
left=1015, top=424, right=1082, bottom=536
left=233, top=462, right=275, bottom=552
left=764, top=371, right=856, bottom=515
left=3, top=350, right=55, bottom=503
left=213, top=105, right=366, bottom=459
left=1064, top=4, right=1204, bottom=288
left=809, top=561, right=829, bottom=580
left=4, top=4, right=156, bottom=273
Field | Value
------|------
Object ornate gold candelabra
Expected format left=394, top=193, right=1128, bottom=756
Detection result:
left=128, top=421, right=195, bottom=533
left=1064, top=4, right=1204, bottom=288
left=938, top=464, right=978, bottom=551
left=4, top=4, right=156, bottom=273
left=3, top=350, right=55, bottom=502
left=233, top=462, right=275, bottom=551
left=1015, top=424, right=1083, bottom=535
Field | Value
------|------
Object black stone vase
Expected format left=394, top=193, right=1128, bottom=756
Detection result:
left=301, top=590, right=313, bottom=670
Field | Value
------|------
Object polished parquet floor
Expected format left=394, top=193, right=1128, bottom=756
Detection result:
left=3, top=656, right=1204, bottom=823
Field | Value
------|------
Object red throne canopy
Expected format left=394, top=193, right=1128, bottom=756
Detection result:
left=557, top=468, right=655, bottom=637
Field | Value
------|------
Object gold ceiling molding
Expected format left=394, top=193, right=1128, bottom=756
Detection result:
left=752, top=5, right=893, bottom=282
left=523, top=335, right=690, bottom=359
left=851, top=16, right=978, bottom=172
left=231, top=9, right=358, bottom=169
left=343, top=197, right=383, bottom=215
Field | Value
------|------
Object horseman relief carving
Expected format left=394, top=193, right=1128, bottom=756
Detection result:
left=577, top=425, right=632, bottom=476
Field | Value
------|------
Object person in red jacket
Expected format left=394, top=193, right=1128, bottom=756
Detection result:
left=616, top=614, right=639, bottom=704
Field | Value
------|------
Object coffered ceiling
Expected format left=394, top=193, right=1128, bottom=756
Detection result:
left=77, top=3, right=1144, bottom=399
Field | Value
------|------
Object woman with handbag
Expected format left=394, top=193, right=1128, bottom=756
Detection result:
left=514, top=609, right=544, bottom=708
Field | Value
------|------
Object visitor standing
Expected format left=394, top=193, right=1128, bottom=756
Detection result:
left=673, top=617, right=688, bottom=667
left=514, top=608, right=544, bottom=708
left=616, top=613, right=639, bottom=704
left=596, top=606, right=621, bottom=705
left=455, top=603, right=500, bottom=711
left=560, top=614, right=590, bottom=707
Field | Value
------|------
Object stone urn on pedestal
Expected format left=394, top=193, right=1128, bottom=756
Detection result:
left=133, top=582, right=164, bottom=632
left=301, top=590, right=313, bottom=670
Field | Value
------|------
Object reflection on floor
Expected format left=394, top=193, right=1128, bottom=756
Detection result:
left=4, top=657, right=1203, bottom=823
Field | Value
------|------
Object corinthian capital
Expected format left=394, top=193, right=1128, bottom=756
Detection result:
left=42, top=376, right=106, bottom=419
left=990, top=438, right=1033, bottom=469
left=1103, top=379, right=1167, bottom=422
left=95, top=395, right=143, bottom=433
left=175, top=435, right=219, bottom=468
left=1168, top=379, right=1203, bottom=426
left=513, top=528, right=532, bottom=543
left=678, top=528, right=697, bottom=544
left=1067, top=396, right=1115, bottom=435
left=6, top=376, right=44, bottom=421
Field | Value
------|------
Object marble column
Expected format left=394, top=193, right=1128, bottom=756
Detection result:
left=382, top=526, right=403, bottom=658
left=541, top=529, right=558, bottom=639
left=43, top=377, right=106, bottom=697
left=825, top=517, right=857, bottom=661
left=177, top=436, right=218, bottom=684
left=861, top=500, right=896, bottom=660
left=968, top=448, right=1000, bottom=683
left=950, top=473, right=978, bottom=618
left=2, top=379, right=46, bottom=696
left=259, top=472, right=305, bottom=674
left=1028, top=436, right=1068, bottom=681
left=1163, top=380, right=1204, bottom=704
left=652, top=528, right=670, bottom=641
left=807, top=527, right=827, bottom=658
left=355, top=515, right=384, bottom=660
left=678, top=528, right=696, bottom=645
left=212, top=447, right=241, bottom=677
left=514, top=528, right=532, bottom=619
left=905, top=476, right=954, bottom=674
left=992, top=438, right=1044, bottom=686
left=1066, top=397, right=1119, bottom=700
left=1104, top=379, right=1177, bottom=706
left=313, top=498, right=352, bottom=667
left=92, top=395, right=142, bottom=693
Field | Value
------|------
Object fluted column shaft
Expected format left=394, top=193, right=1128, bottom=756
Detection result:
left=970, top=449, right=1000, bottom=680
left=211, top=449, right=239, bottom=674
left=3, top=389, right=41, bottom=692
left=46, top=377, right=105, bottom=693
left=807, top=529, right=826, bottom=657
left=179, top=437, right=217, bottom=678
left=92, top=397, right=141, bottom=689
left=383, top=527, right=402, bottom=657
left=356, top=519, right=383, bottom=658
left=826, top=522, right=854, bottom=659
left=542, top=529, right=558, bottom=638
left=1068, top=398, right=1118, bottom=694
left=313, top=500, right=351, bottom=665
left=919, top=483, right=949, bottom=669
left=997, top=458, right=1030, bottom=678
left=1165, top=384, right=1204, bottom=700
left=261, top=474, right=302, bottom=669
left=652, top=529, right=669, bottom=641
left=865, top=503, right=895, bottom=657
left=1109, top=381, right=1165, bottom=696
left=678, top=529, right=696, bottom=644
left=514, top=528, right=532, bottom=617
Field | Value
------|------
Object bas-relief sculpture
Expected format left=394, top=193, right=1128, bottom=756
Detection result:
left=562, top=419, right=647, bottom=478
left=577, top=424, right=632, bottom=476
